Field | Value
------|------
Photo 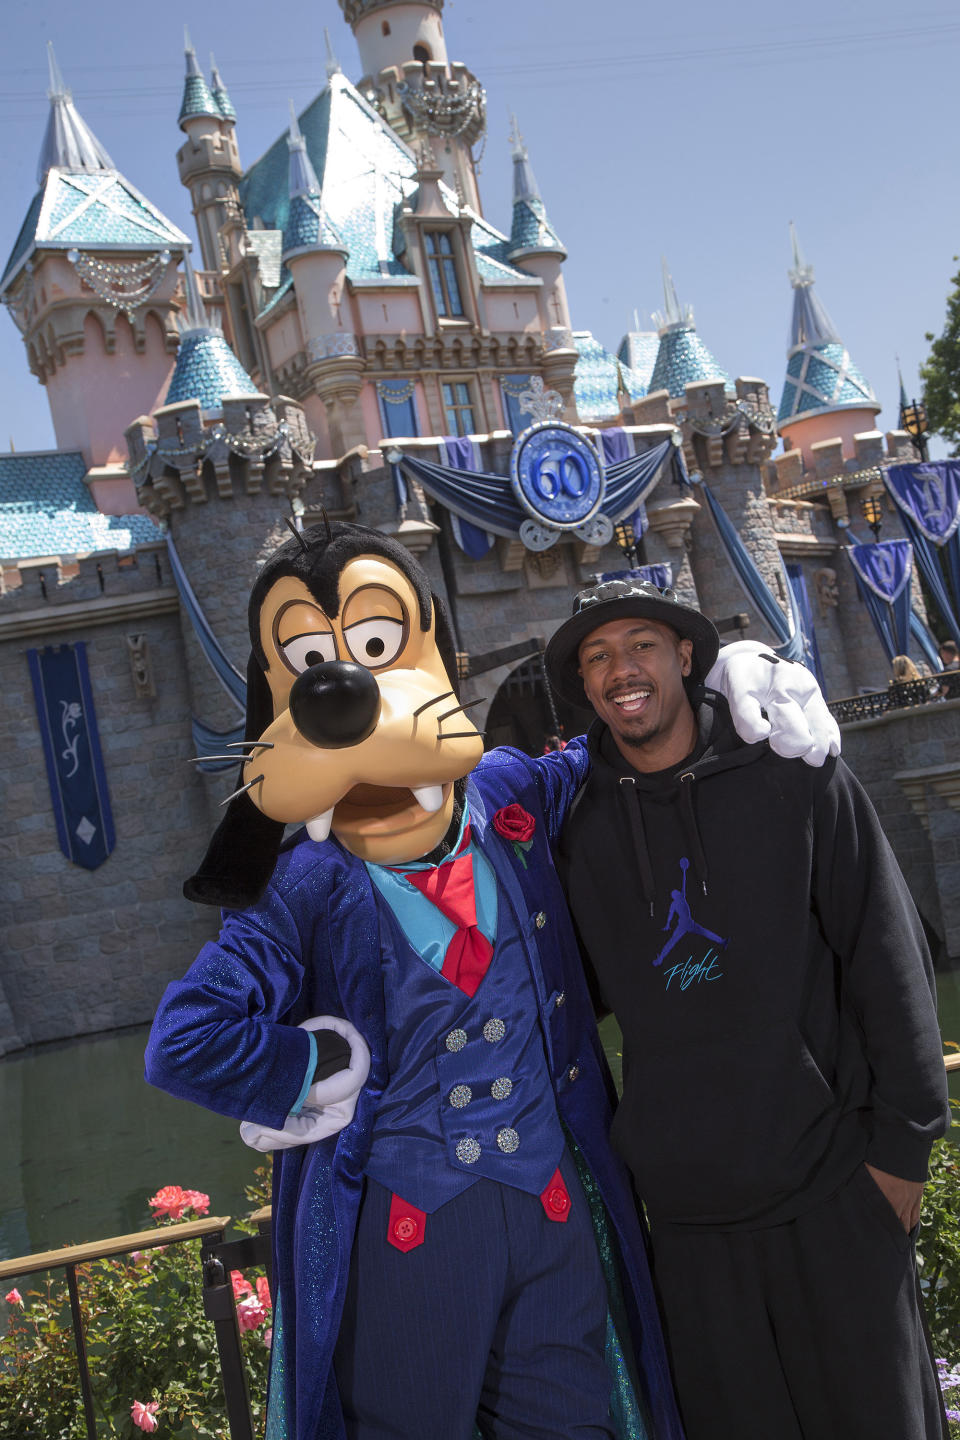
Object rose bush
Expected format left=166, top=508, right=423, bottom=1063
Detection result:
left=0, top=1169, right=273, bottom=1438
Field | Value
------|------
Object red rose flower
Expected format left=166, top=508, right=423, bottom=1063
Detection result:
left=492, top=805, right=535, bottom=844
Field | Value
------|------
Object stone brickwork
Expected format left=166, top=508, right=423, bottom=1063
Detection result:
left=840, top=699, right=960, bottom=964
left=0, top=549, right=218, bottom=1057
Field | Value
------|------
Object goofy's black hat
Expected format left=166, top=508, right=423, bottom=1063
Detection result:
left=544, top=577, right=720, bottom=708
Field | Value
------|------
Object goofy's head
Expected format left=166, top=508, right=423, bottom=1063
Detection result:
left=186, top=521, right=483, bottom=909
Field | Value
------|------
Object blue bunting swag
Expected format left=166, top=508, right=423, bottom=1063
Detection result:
left=884, top=462, right=960, bottom=641
left=396, top=436, right=683, bottom=541
left=27, top=642, right=116, bottom=870
left=845, top=539, right=914, bottom=661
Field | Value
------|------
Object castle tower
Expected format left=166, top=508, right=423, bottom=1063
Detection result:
left=506, top=118, right=572, bottom=354
left=647, top=261, right=731, bottom=399
left=280, top=104, right=365, bottom=455
left=339, top=0, right=484, bottom=213
left=776, top=225, right=880, bottom=471
left=176, top=29, right=243, bottom=274
left=0, top=44, right=189, bottom=511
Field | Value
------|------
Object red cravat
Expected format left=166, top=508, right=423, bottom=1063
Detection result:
left=404, top=824, right=493, bottom=997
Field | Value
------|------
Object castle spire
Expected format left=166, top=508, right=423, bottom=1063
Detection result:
left=209, top=53, right=236, bottom=121
left=648, top=261, right=730, bottom=398
left=507, top=115, right=564, bottom=260
left=179, top=27, right=219, bottom=127
left=282, top=101, right=346, bottom=257
left=37, top=42, right=114, bottom=185
left=777, top=224, right=877, bottom=432
left=166, top=256, right=258, bottom=410
left=324, top=27, right=341, bottom=79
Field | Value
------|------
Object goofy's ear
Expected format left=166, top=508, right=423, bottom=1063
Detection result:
left=183, top=653, right=286, bottom=910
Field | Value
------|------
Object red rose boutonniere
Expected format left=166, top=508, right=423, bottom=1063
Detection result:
left=492, top=804, right=536, bottom=869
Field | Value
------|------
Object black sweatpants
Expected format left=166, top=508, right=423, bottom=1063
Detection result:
left=649, top=1166, right=947, bottom=1440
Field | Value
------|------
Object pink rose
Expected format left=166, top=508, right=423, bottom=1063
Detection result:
left=263, top=1326, right=273, bottom=1350
left=148, top=1185, right=187, bottom=1221
left=231, top=1270, right=253, bottom=1300
left=237, top=1294, right=269, bottom=1331
left=492, top=804, right=535, bottom=844
left=131, top=1400, right=160, bottom=1432
left=5, top=1288, right=22, bottom=1306
left=255, top=1275, right=272, bottom=1309
left=182, top=1189, right=210, bottom=1216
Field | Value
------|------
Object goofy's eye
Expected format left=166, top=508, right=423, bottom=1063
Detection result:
left=280, top=631, right=338, bottom=673
left=343, top=617, right=405, bottom=668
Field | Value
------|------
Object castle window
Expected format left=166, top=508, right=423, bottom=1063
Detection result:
left=413, top=43, right=431, bottom=63
left=425, top=231, right=464, bottom=318
left=382, top=20, right=390, bottom=34
left=442, top=381, right=476, bottom=437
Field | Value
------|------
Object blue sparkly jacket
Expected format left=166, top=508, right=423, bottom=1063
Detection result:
left=145, top=743, right=683, bottom=1440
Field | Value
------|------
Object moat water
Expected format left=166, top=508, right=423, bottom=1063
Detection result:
left=3, top=978, right=960, bottom=1264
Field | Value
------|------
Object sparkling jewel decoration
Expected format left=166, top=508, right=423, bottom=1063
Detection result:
left=491, top=1077, right=512, bottom=1100
left=497, top=1127, right=520, bottom=1154
left=517, top=376, right=563, bottom=426
left=68, top=249, right=172, bottom=321
left=456, top=1137, right=481, bottom=1165
left=397, top=77, right=485, bottom=142
left=445, top=1027, right=468, bottom=1053
left=449, top=1084, right=472, bottom=1109
left=483, top=1018, right=506, bottom=1043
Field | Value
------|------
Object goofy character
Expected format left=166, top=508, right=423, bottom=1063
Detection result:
left=145, top=521, right=838, bottom=1440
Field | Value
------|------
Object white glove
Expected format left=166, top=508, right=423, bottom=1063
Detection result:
left=706, top=640, right=840, bottom=766
left=239, top=1015, right=371, bottom=1153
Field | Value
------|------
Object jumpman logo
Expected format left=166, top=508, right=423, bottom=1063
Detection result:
left=653, top=858, right=728, bottom=967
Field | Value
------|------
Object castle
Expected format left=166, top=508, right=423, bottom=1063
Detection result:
left=0, top=0, right=953, bottom=1058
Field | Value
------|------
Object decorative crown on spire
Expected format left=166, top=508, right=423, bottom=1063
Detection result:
left=179, top=28, right=219, bottom=126
left=166, top=255, right=258, bottom=409
left=652, top=258, right=694, bottom=335
left=648, top=261, right=731, bottom=398
left=37, top=42, right=115, bottom=185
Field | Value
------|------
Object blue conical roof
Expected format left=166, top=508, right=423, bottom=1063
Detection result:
left=647, top=262, right=730, bottom=398
left=281, top=102, right=346, bottom=257
left=209, top=55, right=236, bottom=121
left=506, top=118, right=564, bottom=260
left=777, top=227, right=878, bottom=426
left=179, top=30, right=220, bottom=126
left=165, top=260, right=258, bottom=410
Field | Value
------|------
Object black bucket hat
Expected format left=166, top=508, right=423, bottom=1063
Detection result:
left=544, top=578, right=720, bottom=708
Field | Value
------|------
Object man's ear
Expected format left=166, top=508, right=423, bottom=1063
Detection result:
left=183, top=652, right=286, bottom=909
left=678, top=637, right=694, bottom=676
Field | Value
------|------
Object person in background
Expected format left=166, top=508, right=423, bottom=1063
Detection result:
left=939, top=639, right=960, bottom=671
left=542, top=733, right=566, bottom=753
left=546, top=577, right=950, bottom=1440
left=890, top=654, right=921, bottom=684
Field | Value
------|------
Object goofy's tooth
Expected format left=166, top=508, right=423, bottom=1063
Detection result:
left=306, top=809, right=335, bottom=843
left=411, top=785, right=444, bottom=813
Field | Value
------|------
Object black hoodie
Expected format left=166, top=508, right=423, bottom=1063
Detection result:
left=557, top=691, right=949, bottom=1230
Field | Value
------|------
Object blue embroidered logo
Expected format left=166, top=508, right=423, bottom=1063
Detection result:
left=654, top=858, right=728, bottom=984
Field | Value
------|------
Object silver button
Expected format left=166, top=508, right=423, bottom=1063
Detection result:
left=456, top=1137, right=481, bottom=1165
left=555, top=992, right=566, bottom=1009
left=483, top=1018, right=506, bottom=1043
left=445, top=1028, right=468, bottom=1053
left=491, top=1077, right=512, bottom=1101
left=449, top=1084, right=472, bottom=1109
left=535, top=911, right=547, bottom=929
left=567, top=1064, right=580, bottom=1083
left=497, top=1127, right=520, bottom=1154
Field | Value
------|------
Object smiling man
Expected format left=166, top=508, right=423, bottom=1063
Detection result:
left=546, top=577, right=951, bottom=1440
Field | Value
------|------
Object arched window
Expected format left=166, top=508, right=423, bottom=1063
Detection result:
left=381, top=19, right=390, bottom=34
left=413, top=43, right=431, bottom=63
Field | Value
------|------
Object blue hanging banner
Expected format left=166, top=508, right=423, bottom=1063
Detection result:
left=439, top=436, right=496, bottom=558
left=27, top=643, right=116, bottom=870
left=885, top=461, right=960, bottom=544
left=846, top=539, right=913, bottom=603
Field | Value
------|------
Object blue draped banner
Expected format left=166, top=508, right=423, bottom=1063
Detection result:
left=439, top=436, right=497, bottom=558
left=785, top=563, right=826, bottom=694
left=695, top=480, right=805, bottom=662
left=884, top=461, right=960, bottom=642
left=845, top=539, right=913, bottom=662
left=167, top=533, right=246, bottom=770
left=27, top=643, right=116, bottom=870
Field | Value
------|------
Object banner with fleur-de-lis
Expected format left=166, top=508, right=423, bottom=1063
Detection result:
left=26, top=643, right=115, bottom=870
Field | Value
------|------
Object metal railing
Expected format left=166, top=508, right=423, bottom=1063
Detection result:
left=2, top=1065, right=958, bottom=1436
left=828, top=669, right=960, bottom=724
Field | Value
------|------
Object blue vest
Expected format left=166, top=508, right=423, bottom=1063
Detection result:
left=364, top=885, right=566, bottom=1213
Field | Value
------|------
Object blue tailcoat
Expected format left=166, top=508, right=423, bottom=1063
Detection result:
left=145, top=743, right=683, bottom=1440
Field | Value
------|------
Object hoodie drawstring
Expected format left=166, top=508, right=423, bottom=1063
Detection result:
left=618, top=777, right=657, bottom=917
left=677, top=772, right=710, bottom=897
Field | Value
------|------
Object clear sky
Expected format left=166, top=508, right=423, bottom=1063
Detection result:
left=1, top=0, right=958, bottom=456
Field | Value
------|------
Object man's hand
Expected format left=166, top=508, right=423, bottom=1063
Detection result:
left=706, top=640, right=841, bottom=766
left=865, top=1163, right=925, bottom=1232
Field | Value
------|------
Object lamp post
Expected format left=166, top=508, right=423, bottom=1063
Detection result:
left=901, top=398, right=930, bottom=462
left=861, top=494, right=884, bottom=543
left=614, top=519, right=639, bottom=570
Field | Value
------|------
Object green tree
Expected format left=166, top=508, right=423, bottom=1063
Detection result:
left=922, top=259, right=960, bottom=453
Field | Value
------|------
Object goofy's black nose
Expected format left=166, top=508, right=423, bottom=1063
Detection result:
left=289, top=661, right=380, bottom=749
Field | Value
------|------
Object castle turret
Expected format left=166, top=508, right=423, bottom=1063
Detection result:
left=506, top=118, right=572, bottom=355
left=776, top=225, right=879, bottom=470
left=647, top=261, right=731, bottom=399
left=0, top=44, right=188, bottom=510
left=164, top=258, right=259, bottom=411
left=339, top=0, right=484, bottom=213
left=176, top=29, right=243, bottom=273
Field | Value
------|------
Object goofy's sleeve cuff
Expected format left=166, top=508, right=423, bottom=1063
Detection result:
left=239, top=1016, right=371, bottom=1153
